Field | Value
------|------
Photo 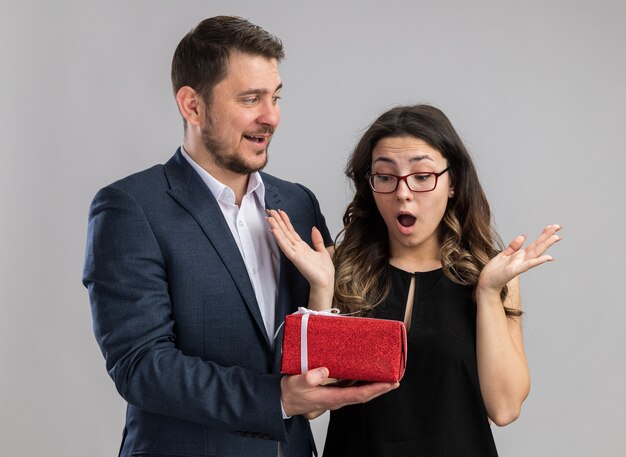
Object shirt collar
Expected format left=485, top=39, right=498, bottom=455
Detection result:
left=180, top=146, right=266, bottom=207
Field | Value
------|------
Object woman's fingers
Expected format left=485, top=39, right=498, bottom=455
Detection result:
left=267, top=219, right=294, bottom=256
left=266, top=209, right=335, bottom=292
left=267, top=210, right=330, bottom=263
left=311, top=226, right=326, bottom=253
left=528, top=235, right=560, bottom=259
left=524, top=224, right=561, bottom=256
left=503, top=224, right=562, bottom=261
left=267, top=210, right=297, bottom=256
left=502, top=235, right=526, bottom=256
left=480, top=224, right=562, bottom=291
left=277, top=210, right=301, bottom=239
left=268, top=209, right=300, bottom=245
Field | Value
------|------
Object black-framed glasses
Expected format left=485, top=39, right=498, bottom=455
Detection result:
left=367, top=167, right=450, bottom=193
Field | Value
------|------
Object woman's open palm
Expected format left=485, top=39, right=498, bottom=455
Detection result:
left=478, top=224, right=561, bottom=293
left=266, top=209, right=335, bottom=290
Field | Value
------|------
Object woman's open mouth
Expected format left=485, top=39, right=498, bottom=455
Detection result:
left=396, top=214, right=417, bottom=235
left=397, top=214, right=416, bottom=227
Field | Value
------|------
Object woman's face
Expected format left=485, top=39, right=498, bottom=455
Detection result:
left=370, top=135, right=453, bottom=262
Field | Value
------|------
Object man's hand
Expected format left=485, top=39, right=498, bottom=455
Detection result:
left=280, top=367, right=399, bottom=417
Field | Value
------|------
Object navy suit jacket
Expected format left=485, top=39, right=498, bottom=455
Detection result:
left=83, top=149, right=332, bottom=457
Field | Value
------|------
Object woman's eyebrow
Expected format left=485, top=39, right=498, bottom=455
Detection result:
left=409, top=155, right=435, bottom=163
left=373, top=155, right=434, bottom=165
left=372, top=157, right=395, bottom=165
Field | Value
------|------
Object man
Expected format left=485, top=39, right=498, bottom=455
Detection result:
left=83, top=16, right=397, bottom=457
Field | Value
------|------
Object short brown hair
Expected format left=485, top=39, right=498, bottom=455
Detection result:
left=171, top=16, right=285, bottom=105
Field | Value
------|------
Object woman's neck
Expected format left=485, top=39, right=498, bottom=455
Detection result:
left=389, top=256, right=442, bottom=273
left=389, top=237, right=441, bottom=271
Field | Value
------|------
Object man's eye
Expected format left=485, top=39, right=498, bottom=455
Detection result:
left=243, top=97, right=258, bottom=105
left=272, top=96, right=281, bottom=104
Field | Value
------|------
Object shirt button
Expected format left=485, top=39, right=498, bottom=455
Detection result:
left=238, top=220, right=244, bottom=227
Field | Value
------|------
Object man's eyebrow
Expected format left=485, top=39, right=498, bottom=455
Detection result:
left=238, top=83, right=283, bottom=97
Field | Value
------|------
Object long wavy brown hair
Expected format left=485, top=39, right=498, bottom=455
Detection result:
left=333, top=104, right=519, bottom=316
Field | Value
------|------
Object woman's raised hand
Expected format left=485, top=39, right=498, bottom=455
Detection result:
left=478, top=224, right=562, bottom=294
left=266, top=209, right=335, bottom=309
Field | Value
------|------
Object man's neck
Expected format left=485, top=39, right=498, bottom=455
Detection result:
left=183, top=141, right=250, bottom=206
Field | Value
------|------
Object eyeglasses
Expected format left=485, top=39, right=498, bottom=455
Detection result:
left=367, top=167, right=450, bottom=193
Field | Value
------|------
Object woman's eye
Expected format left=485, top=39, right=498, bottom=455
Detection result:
left=412, top=173, right=431, bottom=182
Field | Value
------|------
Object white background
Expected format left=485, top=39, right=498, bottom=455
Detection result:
left=1, top=1, right=624, bottom=455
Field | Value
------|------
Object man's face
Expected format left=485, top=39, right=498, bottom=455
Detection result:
left=201, top=52, right=282, bottom=174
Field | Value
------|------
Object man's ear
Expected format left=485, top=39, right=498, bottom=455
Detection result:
left=175, top=86, right=205, bottom=127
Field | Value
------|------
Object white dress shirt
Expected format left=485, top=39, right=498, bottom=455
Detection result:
left=181, top=147, right=280, bottom=346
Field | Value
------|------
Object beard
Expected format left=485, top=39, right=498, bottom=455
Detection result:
left=201, top=117, right=272, bottom=175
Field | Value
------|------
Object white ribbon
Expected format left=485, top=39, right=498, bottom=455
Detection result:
left=294, top=307, right=342, bottom=373
left=274, top=307, right=357, bottom=374
left=294, top=306, right=342, bottom=316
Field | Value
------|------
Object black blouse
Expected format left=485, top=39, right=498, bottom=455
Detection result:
left=323, top=265, right=498, bottom=457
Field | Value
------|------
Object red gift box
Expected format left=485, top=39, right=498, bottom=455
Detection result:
left=280, top=311, right=407, bottom=382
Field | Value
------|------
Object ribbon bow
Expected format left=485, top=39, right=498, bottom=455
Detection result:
left=294, top=306, right=342, bottom=316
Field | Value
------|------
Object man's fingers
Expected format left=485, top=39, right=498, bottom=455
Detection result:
left=324, top=381, right=399, bottom=409
left=281, top=372, right=398, bottom=417
left=303, top=367, right=329, bottom=386
left=304, top=410, right=326, bottom=420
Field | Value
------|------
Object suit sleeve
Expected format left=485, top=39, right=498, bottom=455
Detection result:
left=82, top=185, right=287, bottom=441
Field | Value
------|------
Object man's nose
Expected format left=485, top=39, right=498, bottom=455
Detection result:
left=258, top=100, right=280, bottom=128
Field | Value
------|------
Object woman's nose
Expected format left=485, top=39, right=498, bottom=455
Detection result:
left=395, top=177, right=414, bottom=200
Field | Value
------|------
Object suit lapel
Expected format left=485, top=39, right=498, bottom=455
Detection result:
left=264, top=180, right=292, bottom=364
left=163, top=150, right=271, bottom=348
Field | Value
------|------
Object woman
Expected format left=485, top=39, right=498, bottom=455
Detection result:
left=267, top=104, right=560, bottom=456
